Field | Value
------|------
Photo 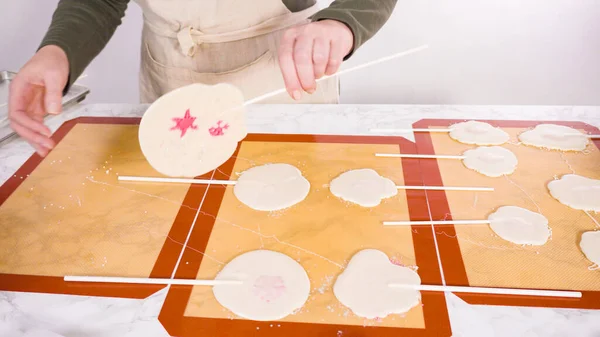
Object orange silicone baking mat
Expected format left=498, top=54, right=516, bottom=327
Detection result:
left=159, top=134, right=451, bottom=337
left=413, top=119, right=600, bottom=309
left=0, top=117, right=452, bottom=336
left=0, top=117, right=208, bottom=298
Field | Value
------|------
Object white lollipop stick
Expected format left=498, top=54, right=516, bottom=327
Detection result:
left=388, top=283, right=582, bottom=298
left=574, top=134, right=600, bottom=139
left=396, top=186, right=493, bottom=192
left=118, top=175, right=236, bottom=185
left=563, top=133, right=600, bottom=139
left=64, top=275, right=242, bottom=286
left=383, top=220, right=490, bottom=226
left=376, top=153, right=465, bottom=160
left=243, top=45, right=429, bottom=105
left=370, top=128, right=452, bottom=133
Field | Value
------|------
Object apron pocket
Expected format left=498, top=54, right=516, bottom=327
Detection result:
left=143, top=41, right=283, bottom=101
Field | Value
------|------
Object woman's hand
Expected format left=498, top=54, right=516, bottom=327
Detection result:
left=9, top=45, right=69, bottom=156
left=278, top=19, right=354, bottom=100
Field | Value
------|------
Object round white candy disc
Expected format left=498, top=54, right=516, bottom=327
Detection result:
left=213, top=250, right=310, bottom=321
left=233, top=163, right=310, bottom=211
left=488, top=206, right=551, bottom=245
left=333, top=249, right=421, bottom=319
left=547, top=174, right=600, bottom=211
left=518, top=124, right=589, bottom=151
left=462, top=146, right=518, bottom=177
left=139, top=83, right=247, bottom=177
left=580, top=231, right=600, bottom=266
left=449, top=121, right=510, bottom=145
left=329, top=169, right=397, bottom=207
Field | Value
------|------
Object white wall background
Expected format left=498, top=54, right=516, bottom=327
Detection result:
left=1, top=0, right=599, bottom=105
left=0, top=0, right=142, bottom=104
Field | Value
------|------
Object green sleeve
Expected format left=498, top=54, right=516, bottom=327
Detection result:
left=38, top=0, right=130, bottom=93
left=310, top=0, right=398, bottom=59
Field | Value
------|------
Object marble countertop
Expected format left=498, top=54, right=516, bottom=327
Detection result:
left=1, top=103, right=600, bottom=337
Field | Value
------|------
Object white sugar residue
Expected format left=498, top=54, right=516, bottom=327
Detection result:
left=200, top=211, right=344, bottom=269
left=87, top=156, right=343, bottom=278
left=257, top=222, right=265, bottom=248
left=86, top=176, right=197, bottom=211
left=316, top=275, right=334, bottom=294
left=503, top=175, right=543, bottom=214
left=585, top=211, right=600, bottom=228
left=472, top=193, right=478, bottom=209
left=559, top=152, right=576, bottom=174
left=163, top=235, right=224, bottom=265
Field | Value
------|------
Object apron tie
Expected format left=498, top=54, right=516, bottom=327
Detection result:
left=177, top=26, right=200, bottom=56
left=169, top=4, right=321, bottom=58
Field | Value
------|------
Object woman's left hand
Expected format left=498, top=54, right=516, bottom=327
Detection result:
left=278, top=19, right=354, bottom=100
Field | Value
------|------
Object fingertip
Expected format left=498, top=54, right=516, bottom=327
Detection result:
left=324, top=67, right=338, bottom=76
left=46, top=102, right=61, bottom=115
left=40, top=142, right=52, bottom=156
left=302, top=81, right=317, bottom=94
left=32, top=144, right=48, bottom=157
left=40, top=126, right=52, bottom=137
left=42, top=139, right=55, bottom=150
left=292, top=90, right=302, bottom=101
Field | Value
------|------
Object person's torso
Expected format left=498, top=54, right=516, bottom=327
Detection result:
left=134, top=0, right=339, bottom=104
left=134, top=0, right=317, bottom=35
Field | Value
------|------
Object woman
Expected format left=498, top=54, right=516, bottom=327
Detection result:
left=9, top=0, right=397, bottom=156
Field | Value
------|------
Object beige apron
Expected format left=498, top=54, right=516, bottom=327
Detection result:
left=134, top=0, right=340, bottom=104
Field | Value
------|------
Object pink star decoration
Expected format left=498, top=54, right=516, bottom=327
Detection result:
left=170, top=109, right=198, bottom=137
left=209, top=120, right=229, bottom=136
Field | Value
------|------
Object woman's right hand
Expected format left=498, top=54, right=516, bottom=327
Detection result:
left=9, top=45, right=69, bottom=156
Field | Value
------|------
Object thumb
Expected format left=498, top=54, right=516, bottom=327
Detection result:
left=43, top=72, right=67, bottom=115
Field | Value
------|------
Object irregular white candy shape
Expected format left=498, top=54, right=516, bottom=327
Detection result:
left=580, top=231, right=600, bottom=265
left=329, top=169, right=397, bottom=207
left=333, top=249, right=421, bottom=319
left=547, top=174, right=600, bottom=212
left=213, top=250, right=310, bottom=321
left=488, top=206, right=551, bottom=245
left=449, top=121, right=510, bottom=145
left=139, top=83, right=247, bottom=177
left=518, top=124, right=589, bottom=151
left=234, top=163, right=310, bottom=211
left=462, top=146, right=518, bottom=177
